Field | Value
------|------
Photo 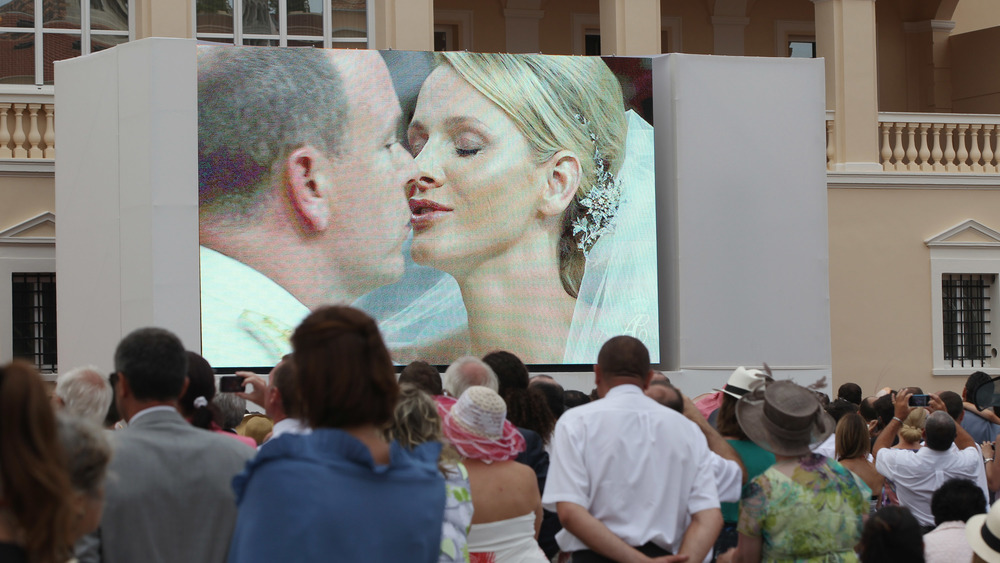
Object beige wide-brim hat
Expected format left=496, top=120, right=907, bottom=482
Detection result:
left=714, top=366, right=766, bottom=400
left=968, top=502, right=1000, bottom=563
left=736, top=380, right=834, bottom=457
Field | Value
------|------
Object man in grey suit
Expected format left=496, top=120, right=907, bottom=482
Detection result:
left=77, top=327, right=255, bottom=563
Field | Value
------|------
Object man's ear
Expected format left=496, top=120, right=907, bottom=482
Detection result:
left=116, top=373, right=131, bottom=400
left=642, top=369, right=654, bottom=390
left=266, top=386, right=282, bottom=414
left=177, top=377, right=190, bottom=402
left=286, top=146, right=331, bottom=232
left=538, top=150, right=581, bottom=217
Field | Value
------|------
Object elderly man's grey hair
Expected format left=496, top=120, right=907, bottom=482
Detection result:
left=55, top=366, right=113, bottom=426
left=57, top=413, right=112, bottom=497
left=212, top=392, right=247, bottom=430
left=443, top=357, right=498, bottom=398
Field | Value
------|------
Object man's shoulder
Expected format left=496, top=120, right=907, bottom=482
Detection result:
left=114, top=417, right=255, bottom=463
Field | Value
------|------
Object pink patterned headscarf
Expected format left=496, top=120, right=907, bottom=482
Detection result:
left=441, top=386, right=525, bottom=463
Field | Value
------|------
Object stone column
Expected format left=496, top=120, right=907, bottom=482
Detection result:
left=904, top=20, right=955, bottom=113
left=813, top=0, right=881, bottom=172
left=372, top=0, right=433, bottom=51
left=712, top=16, right=749, bottom=55
left=599, top=0, right=660, bottom=56
left=135, top=0, right=192, bottom=38
left=504, top=0, right=544, bottom=54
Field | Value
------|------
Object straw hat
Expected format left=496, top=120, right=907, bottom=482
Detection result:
left=236, top=413, right=273, bottom=446
left=442, top=386, right=525, bottom=463
left=714, top=366, right=766, bottom=400
left=968, top=501, right=1000, bottom=563
left=735, top=380, right=834, bottom=457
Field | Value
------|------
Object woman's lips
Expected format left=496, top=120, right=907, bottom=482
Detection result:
left=409, top=198, right=453, bottom=232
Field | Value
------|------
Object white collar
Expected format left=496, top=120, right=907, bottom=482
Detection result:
left=605, top=383, right=645, bottom=398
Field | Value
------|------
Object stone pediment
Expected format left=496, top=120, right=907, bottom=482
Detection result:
left=925, top=219, right=1000, bottom=248
left=0, top=212, right=55, bottom=244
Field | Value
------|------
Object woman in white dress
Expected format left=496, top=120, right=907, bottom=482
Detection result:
left=441, top=386, right=548, bottom=562
left=399, top=52, right=657, bottom=364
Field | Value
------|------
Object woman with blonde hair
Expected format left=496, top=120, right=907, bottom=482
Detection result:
left=385, top=384, right=473, bottom=563
left=398, top=52, right=656, bottom=364
left=875, top=407, right=927, bottom=507
left=896, top=408, right=928, bottom=451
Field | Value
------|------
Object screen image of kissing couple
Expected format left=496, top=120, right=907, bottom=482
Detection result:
left=198, top=47, right=658, bottom=369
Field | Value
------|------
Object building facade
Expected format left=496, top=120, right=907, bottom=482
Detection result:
left=2, top=0, right=999, bottom=393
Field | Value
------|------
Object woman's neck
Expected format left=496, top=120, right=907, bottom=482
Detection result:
left=343, top=424, right=391, bottom=465
left=456, top=234, right=576, bottom=363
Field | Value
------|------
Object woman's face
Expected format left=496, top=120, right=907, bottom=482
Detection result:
left=406, top=66, right=550, bottom=275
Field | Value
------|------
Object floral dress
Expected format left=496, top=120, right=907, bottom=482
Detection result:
left=441, top=462, right=474, bottom=563
left=737, top=454, right=871, bottom=562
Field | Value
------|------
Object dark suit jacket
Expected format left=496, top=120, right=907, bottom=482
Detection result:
left=77, top=408, right=255, bottom=563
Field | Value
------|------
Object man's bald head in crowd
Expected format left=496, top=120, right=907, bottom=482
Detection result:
left=646, top=383, right=683, bottom=413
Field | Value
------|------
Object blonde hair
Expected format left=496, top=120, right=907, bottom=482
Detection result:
left=384, top=384, right=460, bottom=473
left=899, top=407, right=928, bottom=444
left=438, top=52, right=628, bottom=297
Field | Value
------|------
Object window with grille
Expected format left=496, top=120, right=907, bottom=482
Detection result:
left=942, top=273, right=993, bottom=367
left=195, top=0, right=368, bottom=48
left=11, top=272, right=57, bottom=373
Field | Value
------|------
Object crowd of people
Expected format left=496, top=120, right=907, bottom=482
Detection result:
left=6, top=306, right=1000, bottom=562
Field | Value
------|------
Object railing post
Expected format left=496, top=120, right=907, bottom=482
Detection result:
left=880, top=122, right=892, bottom=171
left=930, top=123, right=944, bottom=171
left=918, top=123, right=931, bottom=171
left=982, top=125, right=995, bottom=173
left=956, top=124, right=970, bottom=172
left=12, top=104, right=27, bottom=159
left=943, top=124, right=957, bottom=172
left=905, top=122, right=919, bottom=171
left=27, top=104, right=42, bottom=159
left=43, top=105, right=55, bottom=159
left=893, top=123, right=906, bottom=171
left=969, top=124, right=983, bottom=172
left=0, top=104, right=11, bottom=159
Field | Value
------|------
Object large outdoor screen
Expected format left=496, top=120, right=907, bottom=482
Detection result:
left=197, top=46, right=659, bottom=369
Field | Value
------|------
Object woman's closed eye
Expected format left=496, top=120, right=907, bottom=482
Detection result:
left=454, top=132, right=485, bottom=157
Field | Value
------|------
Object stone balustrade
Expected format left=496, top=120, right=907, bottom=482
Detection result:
left=827, top=112, right=1000, bottom=173
left=0, top=102, right=55, bottom=160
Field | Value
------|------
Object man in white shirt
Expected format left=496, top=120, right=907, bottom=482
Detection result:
left=543, top=336, right=722, bottom=562
left=874, top=389, right=985, bottom=528
left=198, top=47, right=419, bottom=368
left=646, top=382, right=745, bottom=503
left=236, top=356, right=309, bottom=445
